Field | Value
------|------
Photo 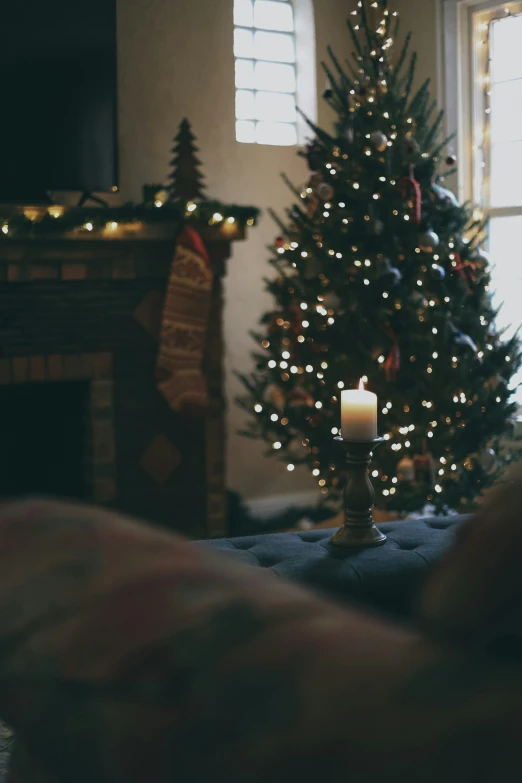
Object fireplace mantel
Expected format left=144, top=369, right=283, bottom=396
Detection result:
left=0, top=223, right=247, bottom=538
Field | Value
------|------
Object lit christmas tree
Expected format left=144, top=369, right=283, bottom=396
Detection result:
left=237, top=0, right=521, bottom=514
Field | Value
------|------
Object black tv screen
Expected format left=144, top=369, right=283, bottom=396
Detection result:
left=1, top=1, right=118, bottom=202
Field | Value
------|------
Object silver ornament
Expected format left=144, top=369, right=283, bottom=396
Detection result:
left=479, top=448, right=498, bottom=474
left=316, top=182, right=335, bottom=201
left=323, top=291, right=341, bottom=310
left=370, top=130, right=388, bottom=152
left=432, top=183, right=459, bottom=208
left=418, top=229, right=440, bottom=251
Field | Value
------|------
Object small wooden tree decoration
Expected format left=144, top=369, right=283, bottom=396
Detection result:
left=167, top=118, right=206, bottom=202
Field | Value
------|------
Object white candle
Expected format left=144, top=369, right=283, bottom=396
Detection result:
left=341, top=380, right=378, bottom=441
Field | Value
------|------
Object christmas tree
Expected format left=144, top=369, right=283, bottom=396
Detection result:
left=167, top=118, right=206, bottom=201
left=237, top=0, right=522, bottom=514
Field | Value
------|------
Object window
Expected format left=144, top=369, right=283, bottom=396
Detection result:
left=234, top=0, right=298, bottom=145
left=443, top=0, right=522, bottom=397
left=471, top=3, right=522, bottom=393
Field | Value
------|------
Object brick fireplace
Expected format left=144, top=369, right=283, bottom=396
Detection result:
left=0, top=224, right=243, bottom=538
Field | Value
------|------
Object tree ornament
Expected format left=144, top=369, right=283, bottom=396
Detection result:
left=446, top=153, right=457, bottom=166
left=377, top=257, right=402, bottom=287
left=322, top=87, right=334, bottom=99
left=479, top=448, right=498, bottom=474
left=418, top=229, right=440, bottom=252
left=287, top=387, right=314, bottom=408
left=323, top=291, right=341, bottom=310
left=317, top=182, right=335, bottom=201
left=275, top=236, right=285, bottom=248
left=431, top=264, right=446, bottom=280
left=266, top=384, right=286, bottom=409
left=451, top=326, right=478, bottom=353
left=398, top=165, right=422, bottom=224
left=453, top=252, right=476, bottom=294
left=397, top=455, right=415, bottom=482
left=432, top=183, right=459, bottom=208
left=383, top=325, right=401, bottom=380
left=370, top=130, right=388, bottom=151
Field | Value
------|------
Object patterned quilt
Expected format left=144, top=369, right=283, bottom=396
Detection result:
left=0, top=497, right=519, bottom=781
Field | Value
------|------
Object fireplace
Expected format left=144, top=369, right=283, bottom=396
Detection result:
left=0, top=225, right=242, bottom=538
left=0, top=380, right=91, bottom=499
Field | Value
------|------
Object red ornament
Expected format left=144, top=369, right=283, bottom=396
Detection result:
left=453, top=252, right=477, bottom=295
left=287, top=387, right=314, bottom=408
left=383, top=326, right=401, bottom=381
left=275, top=236, right=285, bottom=247
left=397, top=164, right=422, bottom=224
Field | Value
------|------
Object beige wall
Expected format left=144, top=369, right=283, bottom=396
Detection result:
left=116, top=0, right=358, bottom=504
left=392, top=0, right=439, bottom=97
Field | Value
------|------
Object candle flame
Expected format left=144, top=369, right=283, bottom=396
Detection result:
left=358, top=378, right=365, bottom=391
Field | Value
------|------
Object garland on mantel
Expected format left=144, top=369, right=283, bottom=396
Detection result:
left=0, top=195, right=259, bottom=240
left=0, top=119, right=259, bottom=239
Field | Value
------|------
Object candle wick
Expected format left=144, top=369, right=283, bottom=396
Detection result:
left=358, top=379, right=365, bottom=391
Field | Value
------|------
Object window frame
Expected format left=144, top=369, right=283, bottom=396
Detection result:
left=233, top=0, right=317, bottom=147
left=441, top=0, right=522, bottom=215
left=441, top=0, right=522, bottom=402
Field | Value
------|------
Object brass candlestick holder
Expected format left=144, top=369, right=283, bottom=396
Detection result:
left=330, top=436, right=387, bottom=548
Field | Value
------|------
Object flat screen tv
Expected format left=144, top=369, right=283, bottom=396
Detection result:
left=1, top=1, right=118, bottom=203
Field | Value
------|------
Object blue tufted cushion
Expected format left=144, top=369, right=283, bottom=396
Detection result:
left=201, top=516, right=467, bottom=618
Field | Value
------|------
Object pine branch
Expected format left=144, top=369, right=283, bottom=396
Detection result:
left=321, top=62, right=350, bottom=115
left=430, top=130, right=457, bottom=160
left=346, top=17, right=364, bottom=59
left=359, top=1, right=374, bottom=61
left=296, top=108, right=337, bottom=148
left=401, top=51, right=418, bottom=109
left=343, top=57, right=361, bottom=83
left=390, top=32, right=412, bottom=87
left=390, top=12, right=401, bottom=41
left=407, top=78, right=431, bottom=119
left=268, top=208, right=288, bottom=234
left=423, top=109, right=445, bottom=151
left=327, top=45, right=355, bottom=93
left=281, top=173, right=304, bottom=202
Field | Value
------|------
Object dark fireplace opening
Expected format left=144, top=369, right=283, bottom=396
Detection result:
left=0, top=380, right=91, bottom=500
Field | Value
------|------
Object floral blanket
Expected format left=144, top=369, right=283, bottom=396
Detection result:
left=0, top=498, right=520, bottom=782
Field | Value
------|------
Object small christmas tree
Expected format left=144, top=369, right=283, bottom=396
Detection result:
left=167, top=118, right=206, bottom=201
left=237, top=0, right=521, bottom=514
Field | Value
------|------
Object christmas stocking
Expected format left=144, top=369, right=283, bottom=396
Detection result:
left=155, top=225, right=213, bottom=419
